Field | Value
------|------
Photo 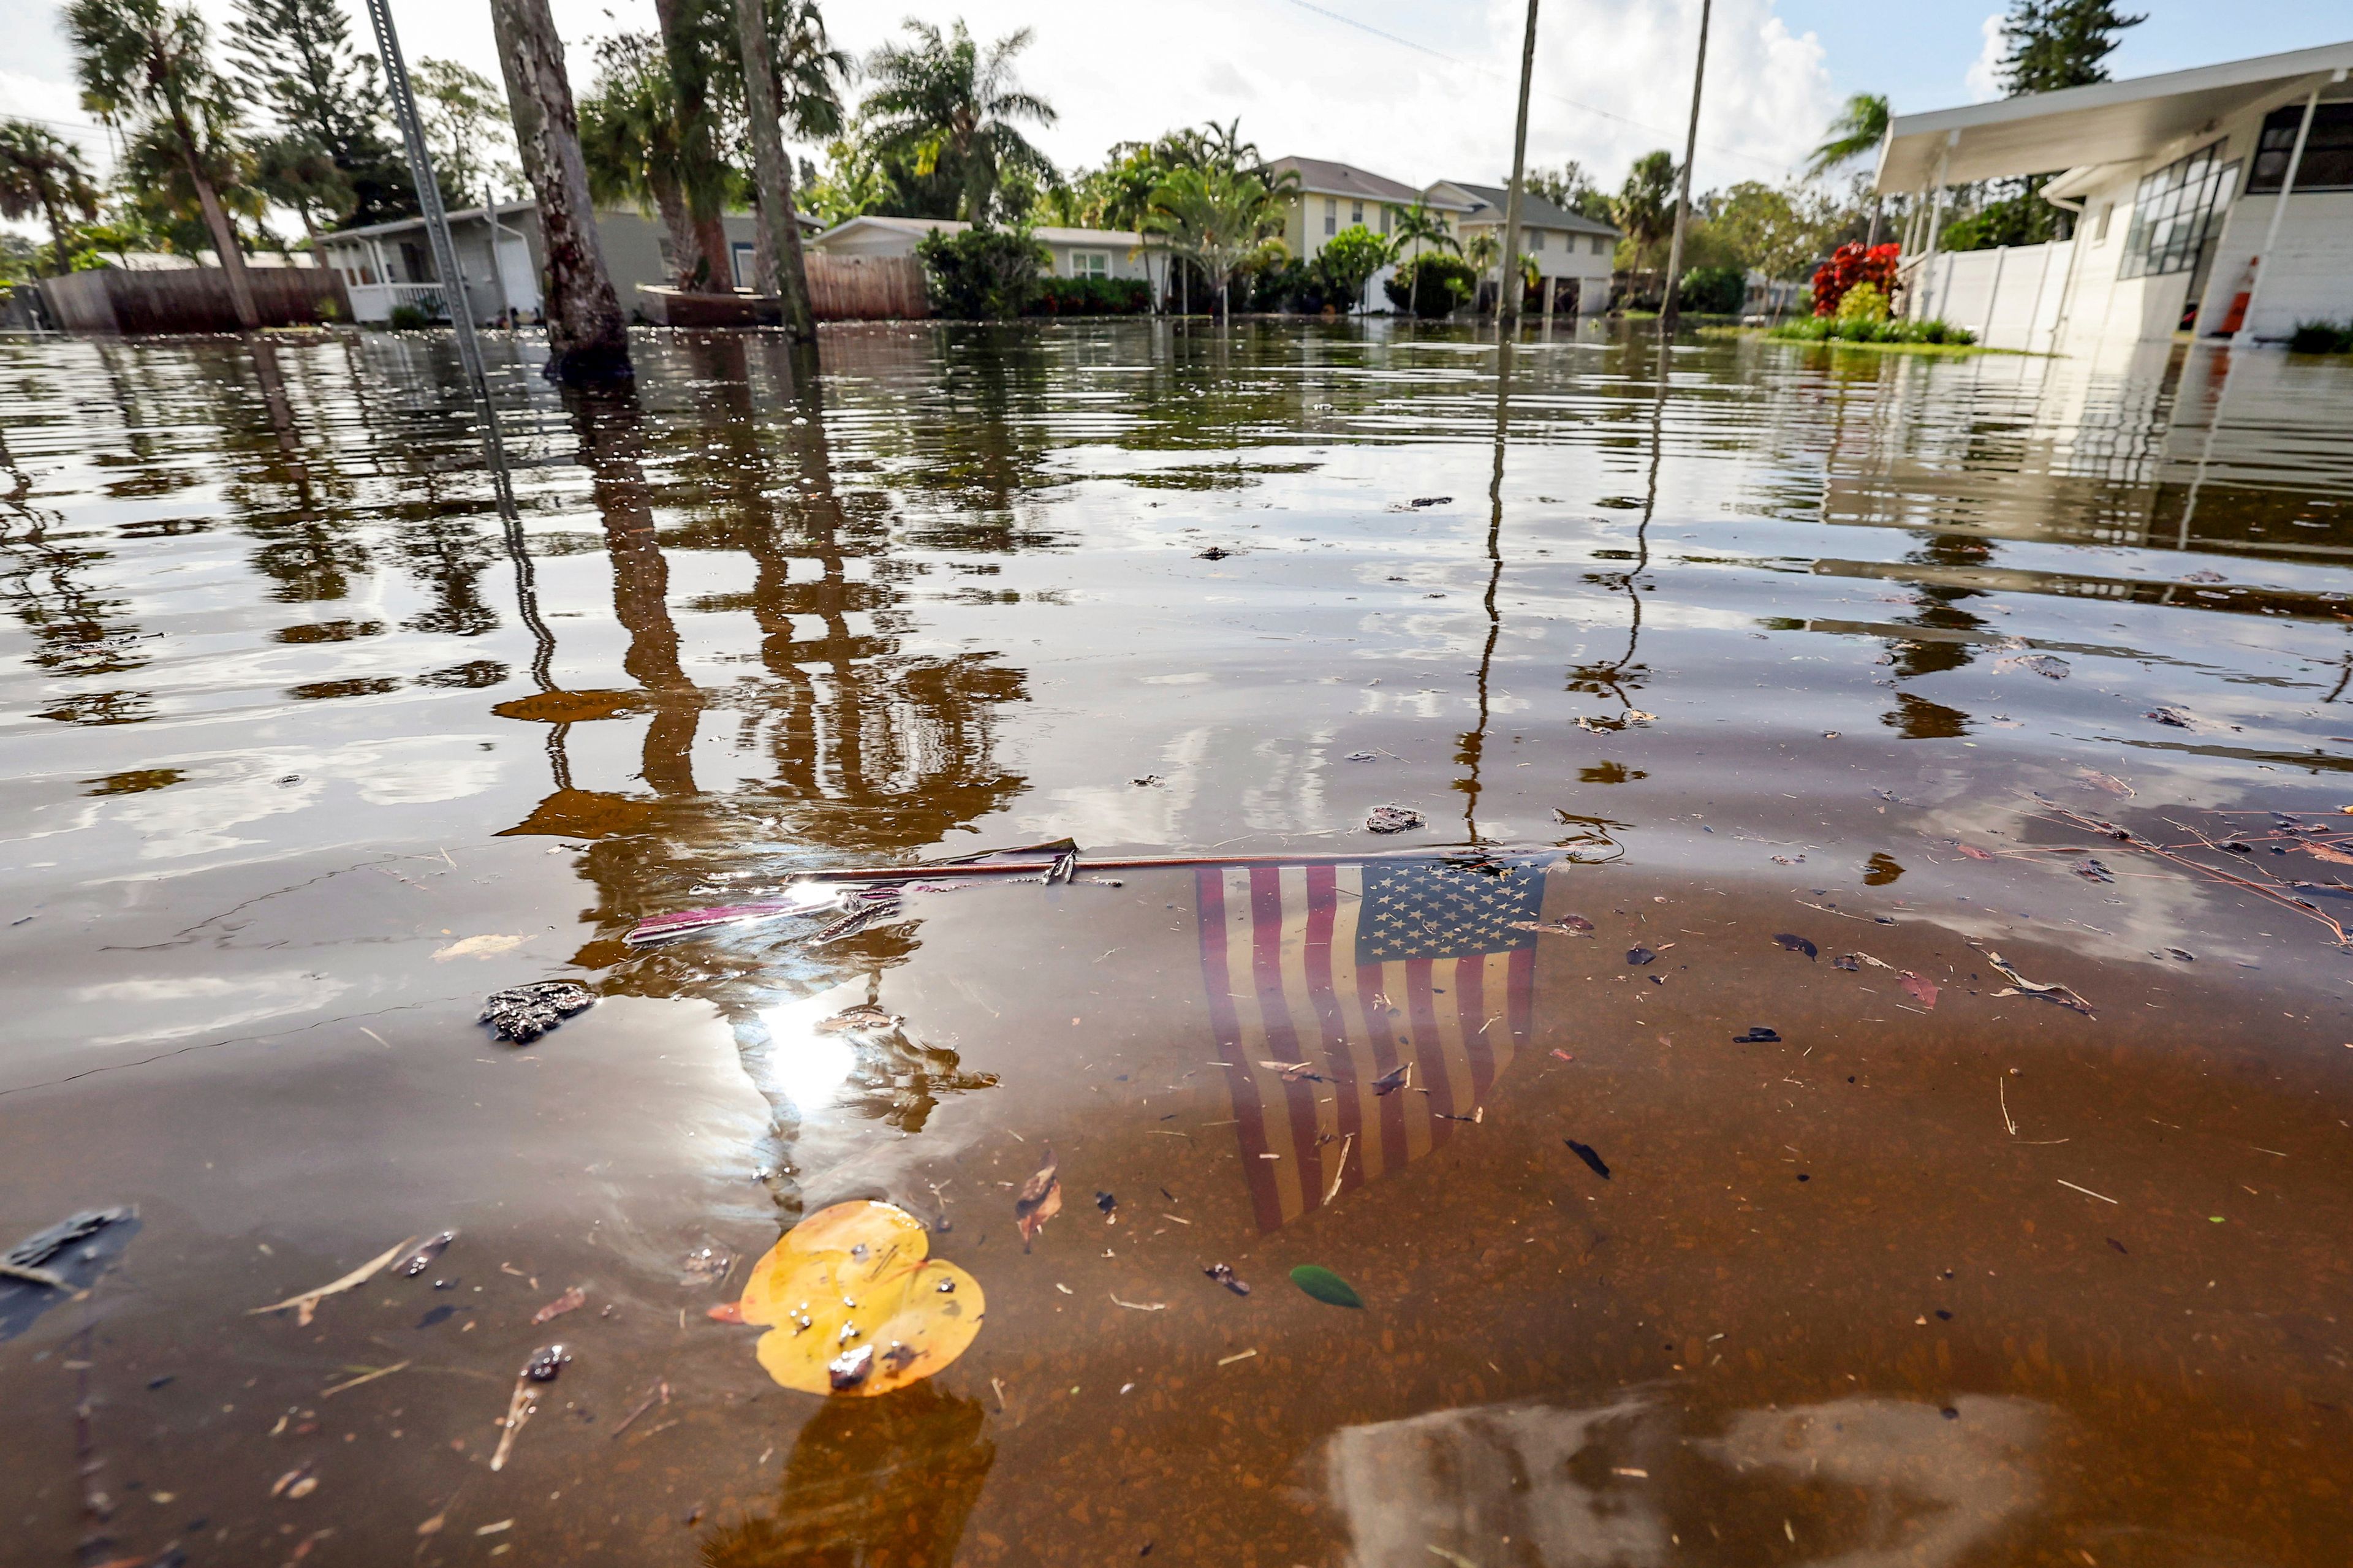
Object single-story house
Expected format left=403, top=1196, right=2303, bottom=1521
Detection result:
left=316, top=202, right=814, bottom=324
left=1876, top=39, right=2353, bottom=353
left=809, top=216, right=1153, bottom=282
left=1425, top=180, right=1621, bottom=315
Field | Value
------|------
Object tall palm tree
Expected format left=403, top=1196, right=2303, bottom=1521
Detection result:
left=488, top=0, right=633, bottom=382
left=1806, top=93, right=1890, bottom=178
left=66, top=0, right=261, bottom=327
left=1612, top=150, right=1678, bottom=273
left=1142, top=162, right=1292, bottom=322
left=0, top=120, right=100, bottom=275
left=732, top=0, right=814, bottom=339
left=861, top=19, right=1055, bottom=222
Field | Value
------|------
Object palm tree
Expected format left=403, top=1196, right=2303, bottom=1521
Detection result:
left=732, top=0, right=815, bottom=339
left=1613, top=150, right=1678, bottom=273
left=66, top=0, right=262, bottom=327
left=488, top=0, right=633, bottom=381
left=861, top=20, right=1056, bottom=222
left=1807, top=93, right=1890, bottom=178
left=1387, top=200, right=1458, bottom=263
left=0, top=120, right=100, bottom=275
left=1142, top=162, right=1292, bottom=322
left=580, top=36, right=699, bottom=286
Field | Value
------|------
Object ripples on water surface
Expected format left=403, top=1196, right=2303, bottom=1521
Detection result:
left=6, top=320, right=2353, bottom=1564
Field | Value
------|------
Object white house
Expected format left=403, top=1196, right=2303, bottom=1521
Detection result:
left=1425, top=180, right=1620, bottom=316
left=317, top=202, right=816, bottom=324
left=1876, top=39, right=2353, bottom=354
left=809, top=216, right=1154, bottom=282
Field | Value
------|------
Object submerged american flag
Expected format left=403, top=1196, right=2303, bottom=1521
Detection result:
left=1195, top=854, right=1548, bottom=1232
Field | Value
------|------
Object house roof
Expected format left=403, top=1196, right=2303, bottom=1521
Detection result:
left=1267, top=156, right=1462, bottom=209
left=1432, top=181, right=1620, bottom=237
left=813, top=216, right=1143, bottom=246
left=320, top=200, right=822, bottom=242
left=320, top=200, right=541, bottom=241
left=1876, top=38, right=2353, bottom=192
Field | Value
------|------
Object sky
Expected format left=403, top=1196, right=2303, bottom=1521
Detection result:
left=4, top=0, right=2351, bottom=237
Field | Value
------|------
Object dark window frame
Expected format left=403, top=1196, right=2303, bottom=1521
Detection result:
left=2118, top=143, right=2237, bottom=281
left=2248, top=102, right=2353, bottom=193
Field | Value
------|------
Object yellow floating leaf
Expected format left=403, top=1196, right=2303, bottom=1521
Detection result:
left=731, top=1200, right=983, bottom=1396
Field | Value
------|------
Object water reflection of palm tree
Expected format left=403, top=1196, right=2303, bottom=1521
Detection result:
left=697, top=1379, right=994, bottom=1567
left=1880, top=532, right=1992, bottom=740
left=0, top=418, right=154, bottom=724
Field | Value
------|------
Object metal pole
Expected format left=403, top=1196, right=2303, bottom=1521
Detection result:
left=1658, top=0, right=1712, bottom=332
left=362, top=0, right=491, bottom=410
left=483, top=183, right=510, bottom=327
left=2230, top=85, right=2320, bottom=346
left=1498, top=0, right=1540, bottom=326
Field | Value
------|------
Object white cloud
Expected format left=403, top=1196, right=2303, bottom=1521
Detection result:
left=1965, top=10, right=2007, bottom=100
left=14, top=0, right=1832, bottom=216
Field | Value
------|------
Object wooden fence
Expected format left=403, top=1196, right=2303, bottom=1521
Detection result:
left=38, top=266, right=352, bottom=334
left=806, top=255, right=927, bottom=320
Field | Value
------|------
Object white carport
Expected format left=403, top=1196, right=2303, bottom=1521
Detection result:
left=1876, top=41, right=2353, bottom=354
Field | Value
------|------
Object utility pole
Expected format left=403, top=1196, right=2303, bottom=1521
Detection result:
left=1497, top=0, right=1540, bottom=325
left=361, top=0, right=491, bottom=407
left=1658, top=0, right=1713, bottom=333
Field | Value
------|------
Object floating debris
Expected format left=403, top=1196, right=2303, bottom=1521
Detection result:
left=1733, top=1026, right=1781, bottom=1043
left=1203, top=1263, right=1251, bottom=1296
left=1978, top=948, right=2096, bottom=1017
left=816, top=1004, right=904, bottom=1034
left=1015, top=1153, right=1063, bottom=1251
left=1290, top=1265, right=1365, bottom=1308
left=714, top=1202, right=982, bottom=1397
left=1366, top=805, right=1425, bottom=835
left=480, top=981, right=596, bottom=1043
left=1773, top=933, right=1819, bottom=959
left=251, top=1234, right=418, bottom=1328
left=1, top=1207, right=139, bottom=1342
left=1564, top=1140, right=1611, bottom=1181
left=398, top=1232, right=455, bottom=1277
left=1994, top=653, right=2071, bottom=680
left=532, top=1285, right=587, bottom=1325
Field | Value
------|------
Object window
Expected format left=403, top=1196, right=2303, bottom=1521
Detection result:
left=1351, top=200, right=1363, bottom=225
left=2093, top=202, right=2113, bottom=241
left=1069, top=251, right=1109, bottom=278
left=2118, top=143, right=2235, bottom=279
left=731, top=241, right=757, bottom=289
left=1531, top=229, right=1546, bottom=251
left=1324, top=198, right=1336, bottom=237
left=2248, top=102, right=2353, bottom=192
left=1381, top=206, right=1393, bottom=234
left=1592, top=235, right=1608, bottom=256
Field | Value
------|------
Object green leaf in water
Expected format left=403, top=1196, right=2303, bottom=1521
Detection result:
left=1289, top=1264, right=1364, bottom=1309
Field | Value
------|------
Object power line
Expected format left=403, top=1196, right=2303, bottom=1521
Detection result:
left=1275, top=0, right=1792, bottom=175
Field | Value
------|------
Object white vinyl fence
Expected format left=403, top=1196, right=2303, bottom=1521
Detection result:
left=1904, top=241, right=2074, bottom=352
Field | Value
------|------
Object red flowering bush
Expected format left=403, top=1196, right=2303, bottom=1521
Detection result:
left=1811, top=243, right=1901, bottom=317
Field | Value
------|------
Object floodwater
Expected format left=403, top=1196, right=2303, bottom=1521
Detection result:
left=6, top=318, right=2353, bottom=1567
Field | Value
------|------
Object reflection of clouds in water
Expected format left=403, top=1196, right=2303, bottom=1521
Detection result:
left=76, top=971, right=353, bottom=1046
left=1705, top=1396, right=2045, bottom=1568
left=1324, top=1393, right=2047, bottom=1567
left=99, top=740, right=499, bottom=860
left=1243, top=730, right=1333, bottom=835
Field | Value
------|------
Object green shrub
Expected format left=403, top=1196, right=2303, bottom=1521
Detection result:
left=387, top=303, right=430, bottom=330
left=1382, top=252, right=1476, bottom=319
left=1768, top=314, right=1976, bottom=347
left=2288, top=320, right=2353, bottom=354
left=1313, top=225, right=1390, bottom=312
left=1835, top=281, right=1890, bottom=324
left=1677, top=265, right=1746, bottom=315
left=1026, top=275, right=1152, bottom=316
left=915, top=225, right=1047, bottom=319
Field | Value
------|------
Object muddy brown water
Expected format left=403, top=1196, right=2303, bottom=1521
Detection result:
left=6, top=320, right=2353, bottom=1566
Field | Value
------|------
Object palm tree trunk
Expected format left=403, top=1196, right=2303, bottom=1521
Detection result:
left=171, top=112, right=260, bottom=330
left=650, top=0, right=730, bottom=292
left=651, top=170, right=697, bottom=288
left=40, top=191, right=74, bottom=276
left=488, top=0, right=632, bottom=382
left=733, top=0, right=816, bottom=341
